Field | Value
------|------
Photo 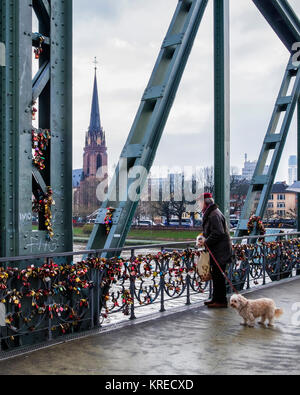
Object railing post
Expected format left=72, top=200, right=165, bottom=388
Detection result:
left=90, top=271, right=95, bottom=329
left=160, top=255, right=166, bottom=313
left=246, top=258, right=250, bottom=289
left=46, top=257, right=52, bottom=341
left=98, top=268, right=107, bottom=327
left=227, top=257, right=232, bottom=295
left=130, top=249, right=136, bottom=320
left=95, top=266, right=101, bottom=327
left=89, top=269, right=99, bottom=329
left=186, top=254, right=191, bottom=306
left=129, top=275, right=136, bottom=321
left=86, top=253, right=95, bottom=329
left=277, top=246, right=281, bottom=281
left=262, top=245, right=266, bottom=285
left=91, top=252, right=101, bottom=329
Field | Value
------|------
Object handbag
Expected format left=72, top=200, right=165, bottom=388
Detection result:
left=196, top=250, right=212, bottom=282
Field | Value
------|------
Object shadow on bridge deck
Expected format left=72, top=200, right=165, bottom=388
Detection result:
left=0, top=278, right=300, bottom=375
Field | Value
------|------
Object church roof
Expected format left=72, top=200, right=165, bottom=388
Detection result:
left=88, top=69, right=103, bottom=140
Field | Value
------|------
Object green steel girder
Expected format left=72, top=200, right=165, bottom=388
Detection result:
left=214, top=0, right=230, bottom=223
left=235, top=0, right=300, bottom=239
left=87, top=0, right=209, bottom=257
left=235, top=56, right=300, bottom=238
left=0, top=41, right=4, bottom=66
left=252, top=0, right=300, bottom=52
left=0, top=0, right=73, bottom=258
left=298, top=97, right=300, bottom=232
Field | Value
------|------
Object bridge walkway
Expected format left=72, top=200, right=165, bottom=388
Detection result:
left=0, top=278, right=299, bottom=375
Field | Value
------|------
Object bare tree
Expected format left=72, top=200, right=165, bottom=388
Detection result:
left=203, top=166, right=214, bottom=193
left=151, top=200, right=173, bottom=225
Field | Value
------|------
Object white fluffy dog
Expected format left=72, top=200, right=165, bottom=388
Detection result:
left=230, top=294, right=283, bottom=327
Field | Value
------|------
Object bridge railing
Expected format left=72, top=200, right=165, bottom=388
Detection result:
left=1, top=231, right=300, bottom=354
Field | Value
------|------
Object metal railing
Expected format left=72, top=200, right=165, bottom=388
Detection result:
left=1, top=231, right=300, bottom=354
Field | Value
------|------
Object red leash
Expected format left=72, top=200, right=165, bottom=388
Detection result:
left=204, top=242, right=239, bottom=295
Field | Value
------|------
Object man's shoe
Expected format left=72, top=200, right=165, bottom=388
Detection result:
left=204, top=299, right=214, bottom=306
left=207, top=302, right=228, bottom=308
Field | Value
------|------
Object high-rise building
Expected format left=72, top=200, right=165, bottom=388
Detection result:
left=288, top=155, right=297, bottom=186
left=73, top=65, right=108, bottom=216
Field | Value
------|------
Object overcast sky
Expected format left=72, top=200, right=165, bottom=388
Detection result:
left=72, top=0, right=300, bottom=182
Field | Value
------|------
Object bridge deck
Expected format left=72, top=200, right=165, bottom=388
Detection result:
left=0, top=278, right=299, bottom=375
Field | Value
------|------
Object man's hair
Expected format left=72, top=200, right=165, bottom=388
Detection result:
left=204, top=197, right=214, bottom=206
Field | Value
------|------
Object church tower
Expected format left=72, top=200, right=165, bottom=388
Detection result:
left=76, top=61, right=108, bottom=216
left=82, top=64, right=107, bottom=179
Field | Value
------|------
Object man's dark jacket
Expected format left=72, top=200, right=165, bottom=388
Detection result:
left=202, top=203, right=232, bottom=266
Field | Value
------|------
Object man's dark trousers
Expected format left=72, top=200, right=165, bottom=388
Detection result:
left=211, top=259, right=227, bottom=304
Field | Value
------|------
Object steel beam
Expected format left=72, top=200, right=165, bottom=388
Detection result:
left=252, top=0, right=300, bottom=52
left=235, top=0, right=300, bottom=239
left=32, top=60, right=50, bottom=102
left=0, top=41, right=4, bottom=66
left=0, top=0, right=73, bottom=257
left=235, top=56, right=300, bottom=238
left=87, top=0, right=209, bottom=257
left=298, top=97, right=300, bottom=231
left=214, top=0, right=230, bottom=222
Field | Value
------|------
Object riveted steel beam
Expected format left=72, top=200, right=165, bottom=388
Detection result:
left=235, top=56, right=300, bottom=238
left=252, top=0, right=300, bottom=52
left=32, top=0, right=50, bottom=27
left=0, top=0, right=73, bottom=257
left=235, top=0, right=300, bottom=240
left=0, top=41, right=5, bottom=66
left=0, top=0, right=32, bottom=257
left=297, top=97, right=300, bottom=232
left=214, top=0, right=230, bottom=223
left=32, top=60, right=50, bottom=102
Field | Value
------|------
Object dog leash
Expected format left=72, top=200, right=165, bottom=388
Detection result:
left=204, top=242, right=239, bottom=295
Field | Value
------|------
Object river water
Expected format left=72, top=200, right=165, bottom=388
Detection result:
left=73, top=242, right=166, bottom=261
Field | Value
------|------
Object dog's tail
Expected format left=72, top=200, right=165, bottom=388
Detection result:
left=275, top=308, right=283, bottom=318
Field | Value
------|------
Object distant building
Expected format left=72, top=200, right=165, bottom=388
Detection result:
left=242, top=154, right=257, bottom=180
left=73, top=66, right=108, bottom=216
left=242, top=153, right=269, bottom=181
left=265, top=182, right=296, bottom=219
left=288, top=155, right=297, bottom=186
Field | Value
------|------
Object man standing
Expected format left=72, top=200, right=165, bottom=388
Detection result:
left=197, top=193, right=232, bottom=308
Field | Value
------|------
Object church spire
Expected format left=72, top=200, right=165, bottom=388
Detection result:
left=87, top=57, right=103, bottom=145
